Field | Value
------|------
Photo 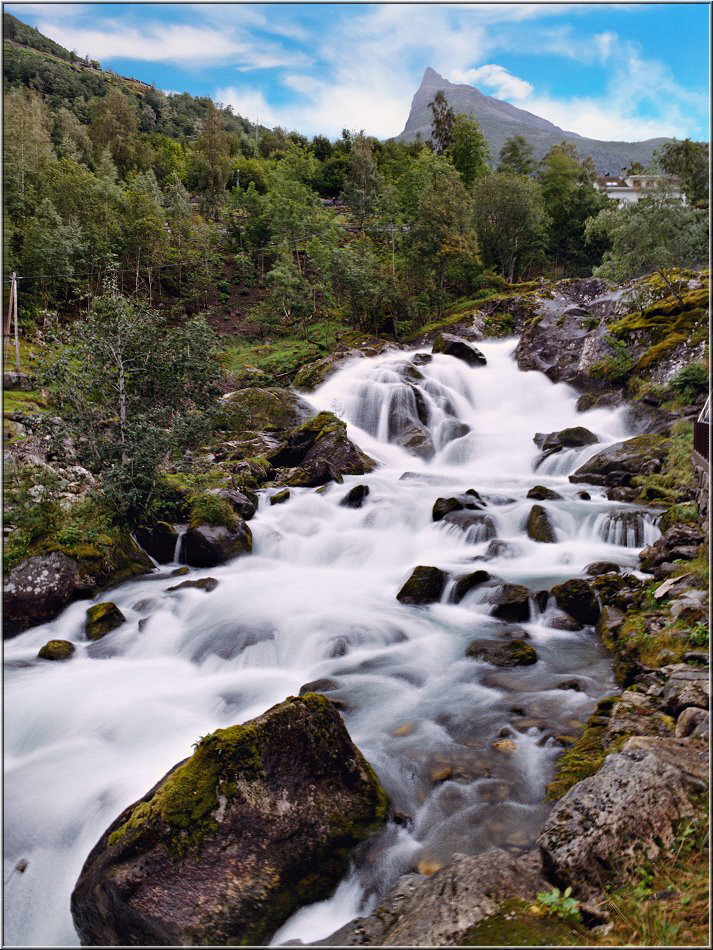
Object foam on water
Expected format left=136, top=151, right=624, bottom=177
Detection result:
left=3, top=339, right=659, bottom=946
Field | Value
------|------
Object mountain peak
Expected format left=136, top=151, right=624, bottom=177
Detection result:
left=420, top=66, right=448, bottom=87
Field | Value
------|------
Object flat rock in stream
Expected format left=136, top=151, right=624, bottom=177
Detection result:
left=70, top=694, right=388, bottom=947
left=314, top=849, right=545, bottom=946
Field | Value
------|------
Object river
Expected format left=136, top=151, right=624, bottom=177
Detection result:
left=3, top=338, right=659, bottom=946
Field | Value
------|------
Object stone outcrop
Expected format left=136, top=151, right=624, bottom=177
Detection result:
left=539, top=737, right=706, bottom=899
left=135, top=521, right=178, bottom=564
left=70, top=694, right=388, bottom=947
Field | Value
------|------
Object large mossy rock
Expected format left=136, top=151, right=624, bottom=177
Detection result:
left=268, top=412, right=376, bottom=488
left=525, top=504, right=557, bottom=543
left=37, top=639, right=76, bottom=661
left=397, top=566, right=448, bottom=605
left=432, top=333, right=487, bottom=367
left=182, top=518, right=252, bottom=569
left=70, top=694, right=388, bottom=947
left=219, top=387, right=313, bottom=436
left=466, top=639, right=538, bottom=667
left=3, top=534, right=153, bottom=639
left=551, top=579, right=600, bottom=626
left=86, top=602, right=126, bottom=641
left=569, top=435, right=667, bottom=488
left=490, top=583, right=531, bottom=622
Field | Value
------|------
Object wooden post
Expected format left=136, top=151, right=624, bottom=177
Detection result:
left=12, top=272, right=20, bottom=373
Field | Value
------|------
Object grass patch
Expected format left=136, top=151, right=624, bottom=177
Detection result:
left=632, top=420, right=695, bottom=505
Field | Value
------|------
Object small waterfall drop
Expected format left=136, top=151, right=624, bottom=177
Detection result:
left=3, top=339, right=660, bottom=947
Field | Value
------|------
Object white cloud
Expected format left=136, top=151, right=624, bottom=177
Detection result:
left=450, top=64, right=533, bottom=101
left=34, top=18, right=308, bottom=68
left=214, top=87, right=281, bottom=128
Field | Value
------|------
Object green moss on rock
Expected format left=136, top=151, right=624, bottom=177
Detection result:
left=37, top=639, right=76, bottom=661
left=85, top=602, right=126, bottom=641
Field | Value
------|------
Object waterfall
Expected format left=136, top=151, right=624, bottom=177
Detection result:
left=3, top=339, right=659, bottom=947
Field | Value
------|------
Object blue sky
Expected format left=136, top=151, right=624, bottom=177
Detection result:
left=7, top=2, right=710, bottom=141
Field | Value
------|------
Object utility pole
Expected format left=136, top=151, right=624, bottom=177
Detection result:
left=5, top=273, right=20, bottom=373
left=13, top=272, right=20, bottom=373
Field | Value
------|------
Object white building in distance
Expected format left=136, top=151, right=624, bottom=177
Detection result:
left=594, top=174, right=685, bottom=205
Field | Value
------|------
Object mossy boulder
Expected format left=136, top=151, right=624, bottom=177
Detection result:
left=268, top=412, right=376, bottom=488
left=70, top=694, right=388, bottom=947
left=219, top=387, right=313, bottom=436
left=340, top=484, right=370, bottom=508
left=432, top=333, right=487, bottom=367
left=525, top=504, right=557, bottom=543
left=86, top=602, right=126, bottom=641
left=569, top=435, right=667, bottom=488
left=37, top=639, right=76, bottom=661
left=526, top=485, right=562, bottom=501
left=397, top=566, right=448, bottom=605
left=135, top=521, right=178, bottom=564
left=551, top=579, right=600, bottom=626
left=270, top=489, right=291, bottom=506
left=466, top=639, right=538, bottom=667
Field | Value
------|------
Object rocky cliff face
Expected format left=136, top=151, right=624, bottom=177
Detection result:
left=397, top=67, right=669, bottom=173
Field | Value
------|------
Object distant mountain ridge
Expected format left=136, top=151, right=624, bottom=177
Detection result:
left=396, top=67, right=672, bottom=174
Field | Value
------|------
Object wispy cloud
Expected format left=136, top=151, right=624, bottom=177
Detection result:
left=450, top=64, right=533, bottom=101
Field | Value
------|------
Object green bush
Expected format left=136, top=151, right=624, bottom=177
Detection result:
left=670, top=363, right=708, bottom=401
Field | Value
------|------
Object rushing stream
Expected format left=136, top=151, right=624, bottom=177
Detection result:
left=3, top=339, right=660, bottom=946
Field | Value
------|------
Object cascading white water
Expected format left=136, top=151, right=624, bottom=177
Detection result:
left=3, top=339, right=660, bottom=947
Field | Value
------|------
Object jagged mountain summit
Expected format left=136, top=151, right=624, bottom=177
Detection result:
left=396, top=67, right=671, bottom=173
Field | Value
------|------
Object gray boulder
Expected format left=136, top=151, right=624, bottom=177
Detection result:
left=432, top=333, right=487, bottom=367
left=182, top=519, right=252, bottom=568
left=569, top=435, right=667, bottom=488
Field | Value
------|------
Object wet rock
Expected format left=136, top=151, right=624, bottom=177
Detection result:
left=550, top=579, right=600, bottom=626
left=586, top=561, right=621, bottom=576
left=569, top=435, right=667, bottom=488
left=167, top=578, right=219, bottom=593
left=270, top=489, right=291, bottom=506
left=577, top=490, right=591, bottom=500
left=135, top=521, right=179, bottom=564
left=412, top=353, right=432, bottom=366
left=170, top=566, right=189, bottom=577
left=440, top=420, right=471, bottom=443
left=557, top=678, right=584, bottom=691
left=534, top=427, right=598, bottom=456
left=432, top=333, right=487, bottom=367
left=37, top=639, right=76, bottom=661
left=451, top=570, right=490, bottom=603
left=576, top=392, right=621, bottom=413
left=526, top=504, right=557, bottom=543
left=268, top=412, right=376, bottom=487
left=466, top=639, right=537, bottom=667
left=660, top=665, right=709, bottom=716
left=397, top=566, right=448, bottom=605
left=538, top=739, right=702, bottom=899
left=298, top=678, right=340, bottom=696
left=316, top=849, right=545, bottom=947
left=547, top=613, right=583, bottom=631
left=442, top=510, right=496, bottom=542
left=526, top=485, right=562, bottom=501
left=86, top=602, right=126, bottom=641
left=589, top=572, right=643, bottom=612
left=676, top=707, right=709, bottom=738
left=482, top=539, right=520, bottom=560
left=396, top=424, right=435, bottom=460
left=490, top=584, right=531, bottom=622
left=70, top=694, right=388, bottom=948
left=182, top=518, right=252, bottom=569
left=341, top=485, right=370, bottom=509
left=432, top=490, right=484, bottom=521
